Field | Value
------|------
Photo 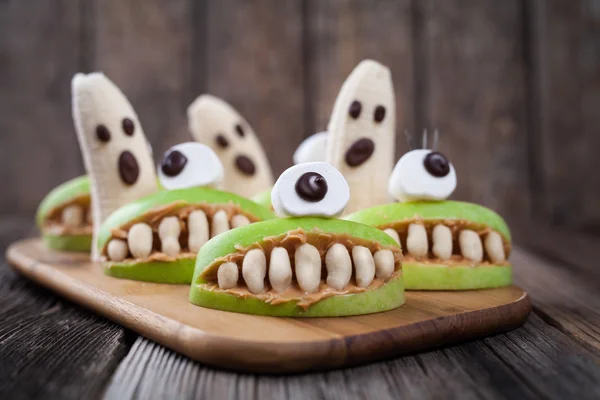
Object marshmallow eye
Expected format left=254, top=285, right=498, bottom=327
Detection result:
left=158, top=142, right=224, bottom=190
left=388, top=149, right=457, bottom=202
left=271, top=162, right=349, bottom=218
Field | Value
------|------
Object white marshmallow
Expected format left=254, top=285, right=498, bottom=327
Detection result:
left=293, top=131, right=329, bottom=164
left=388, top=149, right=456, bottom=202
left=158, top=142, right=224, bottom=190
left=271, top=162, right=349, bottom=218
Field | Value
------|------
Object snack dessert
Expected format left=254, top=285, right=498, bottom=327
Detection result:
left=326, top=59, right=396, bottom=214
left=36, top=176, right=92, bottom=251
left=72, top=72, right=159, bottom=259
left=189, top=162, right=404, bottom=317
left=187, top=94, right=274, bottom=198
left=345, top=149, right=512, bottom=290
left=97, top=143, right=275, bottom=284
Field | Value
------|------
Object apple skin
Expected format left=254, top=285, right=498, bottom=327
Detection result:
left=36, top=176, right=91, bottom=252
left=344, top=201, right=512, bottom=290
left=99, top=187, right=276, bottom=284
left=252, top=188, right=273, bottom=210
left=189, top=217, right=405, bottom=317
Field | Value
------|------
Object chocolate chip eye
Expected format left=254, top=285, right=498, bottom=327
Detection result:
left=122, top=118, right=135, bottom=136
left=161, top=150, right=188, bottom=177
left=235, top=124, right=245, bottom=137
left=373, top=105, right=386, bottom=123
left=348, top=100, right=362, bottom=119
left=295, top=172, right=328, bottom=202
left=423, top=151, right=450, bottom=177
left=215, top=134, right=229, bottom=148
left=96, top=124, right=111, bottom=142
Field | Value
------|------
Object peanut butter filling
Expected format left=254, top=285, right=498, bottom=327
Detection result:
left=101, top=201, right=260, bottom=263
left=197, top=229, right=403, bottom=309
left=43, top=195, right=92, bottom=236
left=379, top=218, right=511, bottom=266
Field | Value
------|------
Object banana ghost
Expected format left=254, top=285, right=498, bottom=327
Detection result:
left=72, top=72, right=158, bottom=259
left=187, top=95, right=274, bottom=199
left=326, top=60, right=396, bottom=214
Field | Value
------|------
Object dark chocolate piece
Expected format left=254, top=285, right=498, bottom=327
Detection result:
left=235, top=155, right=256, bottom=176
left=348, top=100, right=362, bottom=119
left=295, top=172, right=328, bottom=202
left=423, top=151, right=450, bottom=177
left=122, top=118, right=135, bottom=136
left=345, top=138, right=375, bottom=167
left=96, top=125, right=111, bottom=142
left=161, top=150, right=188, bottom=177
left=118, top=151, right=140, bottom=185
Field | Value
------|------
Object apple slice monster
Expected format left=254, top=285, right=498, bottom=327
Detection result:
left=72, top=72, right=159, bottom=260
left=36, top=175, right=92, bottom=252
left=187, top=94, right=274, bottom=198
left=97, top=143, right=275, bottom=284
left=326, top=59, right=396, bottom=214
left=345, top=149, right=512, bottom=290
left=189, top=162, right=404, bottom=317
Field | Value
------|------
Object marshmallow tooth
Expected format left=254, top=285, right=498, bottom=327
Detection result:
left=242, top=249, right=267, bottom=294
left=326, top=60, right=396, bottom=214
left=187, top=95, right=274, bottom=198
left=128, top=223, right=153, bottom=259
left=352, top=246, right=376, bottom=288
left=406, top=223, right=428, bottom=258
left=211, top=210, right=230, bottom=238
left=72, top=72, right=158, bottom=259
left=485, top=231, right=506, bottom=264
left=295, top=243, right=322, bottom=293
left=158, top=216, right=181, bottom=257
left=432, top=224, right=453, bottom=260
left=188, top=210, right=209, bottom=253
left=62, top=205, right=84, bottom=227
left=459, top=230, right=483, bottom=262
left=325, top=243, right=352, bottom=290
left=269, top=247, right=292, bottom=293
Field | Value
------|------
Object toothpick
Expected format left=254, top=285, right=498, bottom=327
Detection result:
left=422, top=129, right=428, bottom=149
left=404, top=130, right=414, bottom=150
left=433, top=129, right=439, bottom=150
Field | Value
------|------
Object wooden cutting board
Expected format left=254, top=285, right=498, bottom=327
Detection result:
left=6, top=238, right=531, bottom=373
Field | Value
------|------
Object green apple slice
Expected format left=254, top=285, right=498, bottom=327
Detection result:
left=189, top=217, right=405, bottom=317
left=98, top=187, right=275, bottom=284
left=345, top=201, right=512, bottom=290
left=36, top=176, right=92, bottom=252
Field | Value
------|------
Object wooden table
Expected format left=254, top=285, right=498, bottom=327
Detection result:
left=1, top=216, right=599, bottom=399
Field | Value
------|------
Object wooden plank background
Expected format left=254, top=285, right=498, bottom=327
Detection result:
left=1, top=0, right=599, bottom=237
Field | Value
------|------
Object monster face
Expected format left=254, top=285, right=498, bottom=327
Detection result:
left=326, top=60, right=396, bottom=214
left=189, top=163, right=405, bottom=317
left=97, top=143, right=274, bottom=284
left=345, top=149, right=512, bottom=290
left=72, top=73, right=158, bottom=258
left=187, top=95, right=274, bottom=198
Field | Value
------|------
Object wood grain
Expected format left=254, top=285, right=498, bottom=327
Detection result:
left=531, top=0, right=600, bottom=232
left=204, top=0, right=305, bottom=176
left=418, top=0, right=530, bottom=219
left=0, top=0, right=86, bottom=215
left=305, top=0, right=415, bottom=155
left=103, top=312, right=600, bottom=400
left=0, top=219, right=131, bottom=400
left=7, top=238, right=530, bottom=374
left=93, top=0, right=195, bottom=160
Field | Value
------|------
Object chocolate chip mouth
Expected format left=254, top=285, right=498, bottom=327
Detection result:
left=235, top=155, right=256, bottom=176
left=118, top=151, right=140, bottom=185
left=345, top=138, right=375, bottom=167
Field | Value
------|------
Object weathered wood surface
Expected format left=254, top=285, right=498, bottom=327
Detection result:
left=1, top=0, right=599, bottom=236
left=6, top=238, right=532, bottom=374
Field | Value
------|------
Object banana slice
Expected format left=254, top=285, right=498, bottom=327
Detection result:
left=326, top=60, right=396, bottom=214
left=187, top=95, right=274, bottom=198
left=72, top=72, right=158, bottom=259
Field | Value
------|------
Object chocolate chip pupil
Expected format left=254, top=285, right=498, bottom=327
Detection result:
left=374, top=105, right=386, bottom=123
left=96, top=124, right=111, bottom=142
left=295, top=172, right=328, bottom=202
left=122, top=118, right=135, bottom=136
left=161, top=150, right=188, bottom=177
left=424, top=152, right=450, bottom=177
left=349, top=100, right=362, bottom=119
